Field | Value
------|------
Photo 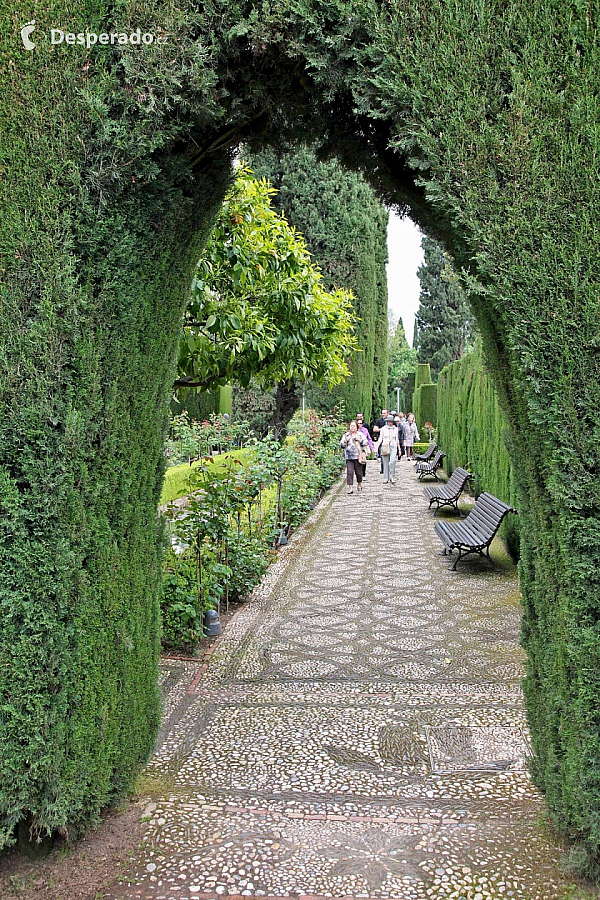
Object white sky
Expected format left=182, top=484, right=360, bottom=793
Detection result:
left=386, top=212, right=424, bottom=347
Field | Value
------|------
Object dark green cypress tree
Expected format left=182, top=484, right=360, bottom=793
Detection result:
left=415, top=237, right=473, bottom=379
left=412, top=319, right=420, bottom=354
left=388, top=317, right=417, bottom=409
left=249, top=147, right=389, bottom=422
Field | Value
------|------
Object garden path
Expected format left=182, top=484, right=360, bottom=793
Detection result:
left=109, top=459, right=574, bottom=900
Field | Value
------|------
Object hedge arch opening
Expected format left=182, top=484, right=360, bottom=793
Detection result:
left=3, top=0, right=600, bottom=873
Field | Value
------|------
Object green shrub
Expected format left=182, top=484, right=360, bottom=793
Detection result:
left=315, top=444, right=345, bottom=489
left=161, top=416, right=345, bottom=651
left=401, top=373, right=415, bottom=414
left=160, top=449, right=250, bottom=506
left=160, top=550, right=202, bottom=653
left=161, top=547, right=230, bottom=654
left=412, top=382, right=437, bottom=435
left=280, top=455, right=322, bottom=530
left=165, top=413, right=248, bottom=466
left=227, top=533, right=273, bottom=602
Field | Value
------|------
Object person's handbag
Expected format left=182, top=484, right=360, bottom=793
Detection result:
left=381, top=440, right=391, bottom=457
left=358, top=448, right=367, bottom=464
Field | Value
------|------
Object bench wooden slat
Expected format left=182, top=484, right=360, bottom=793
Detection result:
left=416, top=449, right=446, bottom=481
left=446, top=521, right=485, bottom=547
left=414, top=441, right=437, bottom=462
left=466, top=507, right=501, bottom=536
left=434, top=490, right=516, bottom=570
left=477, top=492, right=514, bottom=514
left=468, top=502, right=511, bottom=533
left=424, top=467, right=472, bottom=513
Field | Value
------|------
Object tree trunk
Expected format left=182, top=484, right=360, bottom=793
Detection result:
left=270, top=381, right=300, bottom=438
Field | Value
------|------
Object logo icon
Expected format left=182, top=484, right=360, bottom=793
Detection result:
left=21, top=20, right=36, bottom=51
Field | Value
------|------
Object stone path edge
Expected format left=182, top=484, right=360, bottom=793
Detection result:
left=178, top=472, right=346, bottom=699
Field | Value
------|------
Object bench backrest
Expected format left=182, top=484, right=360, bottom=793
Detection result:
left=420, top=441, right=437, bottom=459
left=429, top=449, right=445, bottom=469
left=464, top=491, right=516, bottom=540
left=446, top=467, right=472, bottom=492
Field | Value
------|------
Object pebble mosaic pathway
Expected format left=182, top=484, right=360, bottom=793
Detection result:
left=108, top=460, right=578, bottom=900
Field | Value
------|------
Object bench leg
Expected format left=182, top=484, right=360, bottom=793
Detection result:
left=449, top=549, right=461, bottom=571
left=449, top=546, right=496, bottom=572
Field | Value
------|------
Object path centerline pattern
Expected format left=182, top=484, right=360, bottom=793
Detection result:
left=111, top=460, right=569, bottom=900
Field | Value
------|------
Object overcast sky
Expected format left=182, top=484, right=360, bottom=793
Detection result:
left=386, top=212, right=424, bottom=347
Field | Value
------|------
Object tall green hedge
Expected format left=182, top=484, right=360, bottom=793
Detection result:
left=400, top=372, right=416, bottom=416
left=4, top=0, right=600, bottom=869
left=413, top=382, right=437, bottom=437
left=0, top=1, right=233, bottom=846
left=437, top=344, right=519, bottom=555
left=414, top=362, right=432, bottom=390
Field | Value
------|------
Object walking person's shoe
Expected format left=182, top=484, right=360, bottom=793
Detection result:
left=347, top=487, right=354, bottom=494
left=391, top=478, right=396, bottom=484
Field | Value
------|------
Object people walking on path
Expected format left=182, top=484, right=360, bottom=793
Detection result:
left=394, top=413, right=405, bottom=460
left=340, top=420, right=368, bottom=494
left=403, top=412, right=419, bottom=460
left=375, top=414, right=400, bottom=484
left=95, top=456, right=562, bottom=900
left=356, top=413, right=373, bottom=480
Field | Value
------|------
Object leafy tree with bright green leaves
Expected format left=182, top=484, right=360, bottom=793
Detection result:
left=175, top=169, right=358, bottom=393
left=249, top=147, right=389, bottom=421
left=415, top=237, right=474, bottom=380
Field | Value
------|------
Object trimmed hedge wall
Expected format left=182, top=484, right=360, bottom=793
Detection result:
left=436, top=344, right=518, bottom=555
left=0, top=1, right=234, bottom=847
left=413, top=383, right=437, bottom=437
left=5, top=0, right=600, bottom=871
left=414, top=363, right=432, bottom=390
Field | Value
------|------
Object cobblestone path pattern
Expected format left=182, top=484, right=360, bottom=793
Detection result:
left=113, top=462, right=572, bottom=900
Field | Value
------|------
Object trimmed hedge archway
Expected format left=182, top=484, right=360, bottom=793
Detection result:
left=3, top=0, right=600, bottom=869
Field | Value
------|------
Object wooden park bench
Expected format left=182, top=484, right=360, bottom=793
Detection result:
left=434, top=491, right=516, bottom=570
left=413, top=441, right=437, bottom=463
left=424, top=466, right=472, bottom=514
left=416, top=449, right=445, bottom=481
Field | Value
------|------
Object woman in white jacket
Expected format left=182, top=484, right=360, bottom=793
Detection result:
left=375, top=415, right=400, bottom=484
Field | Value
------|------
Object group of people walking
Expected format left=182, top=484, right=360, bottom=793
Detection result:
left=339, top=408, right=420, bottom=494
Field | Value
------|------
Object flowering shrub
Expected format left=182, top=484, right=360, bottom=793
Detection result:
left=160, top=411, right=345, bottom=652
left=423, top=421, right=436, bottom=442
left=164, top=412, right=250, bottom=465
